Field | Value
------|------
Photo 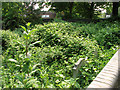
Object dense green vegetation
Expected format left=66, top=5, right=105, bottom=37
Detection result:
left=2, top=2, right=120, bottom=30
left=53, top=2, right=120, bottom=19
left=2, top=2, right=43, bottom=30
left=1, top=19, right=119, bottom=88
left=1, top=1, right=120, bottom=89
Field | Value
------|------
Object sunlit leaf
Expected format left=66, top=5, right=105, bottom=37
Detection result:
left=28, top=29, right=38, bottom=36
left=29, top=41, right=41, bottom=47
left=30, top=69, right=40, bottom=75
left=32, top=64, right=41, bottom=70
left=21, top=26, right=27, bottom=32
left=13, top=39, right=25, bottom=47
left=8, top=59, right=18, bottom=63
left=26, top=22, right=31, bottom=27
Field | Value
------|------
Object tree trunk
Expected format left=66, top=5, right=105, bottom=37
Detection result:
left=69, top=2, right=74, bottom=18
left=112, top=2, right=119, bottom=17
left=89, top=2, right=94, bottom=19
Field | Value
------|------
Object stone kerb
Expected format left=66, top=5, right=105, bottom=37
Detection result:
left=87, top=49, right=120, bottom=89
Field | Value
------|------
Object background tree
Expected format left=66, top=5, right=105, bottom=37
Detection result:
left=2, top=2, right=26, bottom=30
left=52, top=2, right=109, bottom=19
left=2, top=2, right=44, bottom=30
left=52, top=2, right=75, bottom=18
left=112, top=2, right=119, bottom=17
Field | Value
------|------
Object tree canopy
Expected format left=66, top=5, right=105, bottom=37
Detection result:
left=52, top=2, right=120, bottom=19
left=2, top=1, right=120, bottom=30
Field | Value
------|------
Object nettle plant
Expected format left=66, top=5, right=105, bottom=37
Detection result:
left=9, top=22, right=40, bottom=75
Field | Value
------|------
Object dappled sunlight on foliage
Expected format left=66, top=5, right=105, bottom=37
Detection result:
left=1, top=20, right=119, bottom=88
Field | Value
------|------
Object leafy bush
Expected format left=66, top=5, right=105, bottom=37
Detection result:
left=1, top=30, right=19, bottom=51
left=1, top=20, right=119, bottom=88
left=79, top=21, right=120, bottom=48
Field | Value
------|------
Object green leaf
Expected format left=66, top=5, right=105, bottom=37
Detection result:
left=30, top=69, right=40, bottom=75
left=23, top=34, right=28, bottom=39
left=29, top=41, right=41, bottom=47
left=32, top=63, right=41, bottom=70
left=75, top=82, right=80, bottom=88
left=55, top=79, right=60, bottom=83
left=13, top=39, right=25, bottom=47
left=15, top=65, right=20, bottom=67
left=47, top=84, right=55, bottom=88
left=26, top=78, right=40, bottom=88
left=26, top=22, right=31, bottom=31
left=26, top=22, right=31, bottom=27
left=28, top=29, right=37, bottom=36
left=8, top=59, right=18, bottom=63
left=59, top=74, right=65, bottom=78
left=21, top=26, right=27, bottom=32
left=15, top=74, right=23, bottom=84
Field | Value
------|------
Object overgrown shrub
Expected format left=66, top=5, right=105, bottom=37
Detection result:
left=1, top=20, right=119, bottom=88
